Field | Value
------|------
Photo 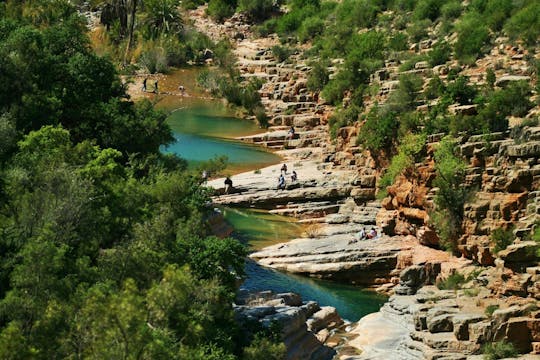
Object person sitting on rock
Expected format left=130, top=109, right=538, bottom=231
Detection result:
left=224, top=176, right=233, bottom=194
left=366, top=228, right=377, bottom=239
left=291, top=170, right=297, bottom=182
left=281, top=163, right=288, bottom=174
left=286, top=126, right=295, bottom=139
left=357, top=227, right=366, bottom=240
left=278, top=174, right=286, bottom=190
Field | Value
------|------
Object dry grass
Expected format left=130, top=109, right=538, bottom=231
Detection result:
left=302, top=223, right=324, bottom=238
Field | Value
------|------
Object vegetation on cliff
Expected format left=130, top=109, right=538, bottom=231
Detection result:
left=0, top=2, right=285, bottom=358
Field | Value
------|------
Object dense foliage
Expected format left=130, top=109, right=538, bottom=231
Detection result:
left=0, top=3, right=283, bottom=359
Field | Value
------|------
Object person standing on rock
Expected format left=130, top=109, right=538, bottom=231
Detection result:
left=224, top=176, right=233, bottom=194
left=142, top=77, right=148, bottom=92
left=281, top=164, right=288, bottom=174
left=278, top=174, right=286, bottom=190
left=291, top=170, right=297, bottom=182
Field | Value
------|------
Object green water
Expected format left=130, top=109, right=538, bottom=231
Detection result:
left=224, top=208, right=387, bottom=322
left=155, top=68, right=281, bottom=173
left=154, top=68, right=386, bottom=322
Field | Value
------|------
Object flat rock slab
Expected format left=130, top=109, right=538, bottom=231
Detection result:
left=250, top=235, right=416, bottom=284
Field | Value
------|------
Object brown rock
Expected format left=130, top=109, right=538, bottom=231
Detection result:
left=417, top=227, right=439, bottom=247
left=506, top=317, right=532, bottom=353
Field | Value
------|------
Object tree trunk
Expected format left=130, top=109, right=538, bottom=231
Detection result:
left=123, top=0, right=137, bottom=65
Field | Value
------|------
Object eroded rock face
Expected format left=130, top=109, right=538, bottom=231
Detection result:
left=344, top=285, right=540, bottom=359
left=235, top=291, right=344, bottom=360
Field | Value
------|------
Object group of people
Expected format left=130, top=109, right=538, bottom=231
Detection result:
left=278, top=164, right=297, bottom=190
left=356, top=227, right=378, bottom=240
left=142, top=78, right=158, bottom=93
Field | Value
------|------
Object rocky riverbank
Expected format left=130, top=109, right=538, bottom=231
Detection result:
left=189, top=5, right=540, bottom=359
left=235, top=290, right=345, bottom=360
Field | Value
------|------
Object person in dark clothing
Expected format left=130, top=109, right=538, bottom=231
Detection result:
left=224, top=177, right=233, bottom=194
left=281, top=164, right=287, bottom=174
left=142, top=77, right=148, bottom=92
left=286, top=126, right=295, bottom=139
left=291, top=170, right=297, bottom=182
left=278, top=174, right=286, bottom=190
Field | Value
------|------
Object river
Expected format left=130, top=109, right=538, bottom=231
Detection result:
left=157, top=67, right=386, bottom=322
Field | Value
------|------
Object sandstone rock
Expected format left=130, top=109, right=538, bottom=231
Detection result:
left=505, top=317, right=532, bottom=353
left=498, top=241, right=539, bottom=263
left=428, top=313, right=455, bottom=333
left=277, top=292, right=303, bottom=306
left=306, top=306, right=344, bottom=333
left=452, top=314, right=486, bottom=340
left=495, top=75, right=531, bottom=87
left=417, top=227, right=439, bottom=247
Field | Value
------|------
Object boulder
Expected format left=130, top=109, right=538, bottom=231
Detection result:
left=277, top=292, right=303, bottom=306
left=453, top=314, right=487, bottom=340
left=428, top=313, right=455, bottom=333
left=498, top=241, right=539, bottom=263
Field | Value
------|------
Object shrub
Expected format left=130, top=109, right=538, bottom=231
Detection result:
left=413, top=0, right=444, bottom=21
left=238, top=0, right=274, bottom=21
left=298, top=16, right=324, bottom=42
left=357, top=105, right=398, bottom=153
left=329, top=105, right=361, bottom=138
left=454, top=13, right=490, bottom=65
left=207, top=0, right=236, bottom=22
left=387, top=31, right=409, bottom=51
left=306, top=61, right=330, bottom=92
left=254, top=106, right=268, bottom=128
left=446, top=76, right=477, bottom=105
left=482, top=341, right=518, bottom=360
left=492, top=227, right=515, bottom=253
left=428, top=41, right=451, bottom=67
left=388, top=73, right=424, bottom=112
left=441, top=0, right=462, bottom=20
left=271, top=45, right=293, bottom=63
left=139, top=47, right=168, bottom=73
left=504, top=1, right=540, bottom=47
left=482, top=0, right=513, bottom=31
left=379, top=133, right=427, bottom=189
left=407, top=19, right=431, bottom=42
left=431, top=137, right=469, bottom=252
left=424, top=76, right=446, bottom=100
left=437, top=272, right=466, bottom=290
left=484, top=304, right=499, bottom=317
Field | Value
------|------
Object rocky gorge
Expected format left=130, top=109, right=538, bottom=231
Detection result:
left=189, top=5, right=540, bottom=359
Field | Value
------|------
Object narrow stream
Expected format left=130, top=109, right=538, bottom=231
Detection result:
left=159, top=67, right=386, bottom=322
left=224, top=208, right=386, bottom=322
left=156, top=68, right=281, bottom=173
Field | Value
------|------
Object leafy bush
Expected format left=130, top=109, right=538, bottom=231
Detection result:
left=307, top=61, right=330, bottom=91
left=437, top=272, right=466, bottom=290
left=446, top=76, right=477, bottom=105
left=441, top=0, right=462, bottom=20
left=207, top=0, right=236, bottom=22
left=271, top=45, right=293, bottom=62
left=298, top=16, right=325, bottom=42
left=482, top=341, right=518, bottom=360
left=424, top=76, right=446, bottom=100
left=505, top=1, right=540, bottom=47
left=357, top=105, right=398, bottom=153
left=485, top=304, right=499, bottom=317
left=454, top=13, right=490, bottom=65
left=238, top=0, right=274, bottom=21
left=387, top=31, right=409, bottom=51
left=407, top=19, right=431, bottom=42
left=431, top=137, right=469, bottom=251
left=492, top=227, right=515, bottom=253
left=379, top=133, right=427, bottom=189
left=329, top=105, right=361, bottom=138
left=413, top=0, right=445, bottom=21
left=428, top=41, right=451, bottom=67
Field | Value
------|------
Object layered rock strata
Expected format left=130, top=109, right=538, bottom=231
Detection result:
left=235, top=291, right=345, bottom=360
